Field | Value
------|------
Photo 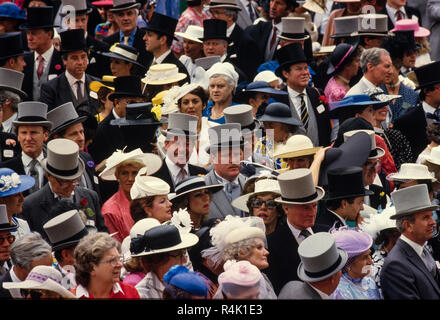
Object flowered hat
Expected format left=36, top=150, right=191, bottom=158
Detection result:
left=0, top=168, right=35, bottom=198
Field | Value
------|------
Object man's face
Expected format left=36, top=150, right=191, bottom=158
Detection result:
left=183, top=39, right=203, bottom=60
left=402, top=50, right=417, bottom=69
left=287, top=156, right=313, bottom=169
left=367, top=53, right=393, bottom=85
left=17, top=125, right=48, bottom=158
left=115, top=8, right=137, bottom=34
left=249, top=92, right=270, bottom=113
left=110, top=58, right=132, bottom=77
left=282, top=202, right=318, bottom=230
left=387, top=0, right=406, bottom=8
left=113, top=96, right=145, bottom=118
left=212, top=147, right=243, bottom=181
left=66, top=14, right=88, bottom=32
left=425, top=84, right=440, bottom=105
left=0, top=231, right=14, bottom=263
left=209, top=8, right=233, bottom=26
left=405, top=210, right=436, bottom=245
left=26, top=29, right=52, bottom=52
left=269, top=0, right=291, bottom=21
left=0, top=193, right=25, bottom=216
left=164, top=135, right=195, bottom=166
left=61, top=122, right=85, bottom=152
left=203, top=39, right=227, bottom=57
left=283, top=62, right=310, bottom=90
left=144, top=31, right=163, bottom=54
left=362, top=159, right=380, bottom=186
left=343, top=196, right=365, bottom=221
left=47, top=174, right=78, bottom=197
left=63, top=50, right=88, bottom=79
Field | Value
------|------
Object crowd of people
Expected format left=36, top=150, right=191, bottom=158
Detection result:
left=0, top=0, right=439, bottom=301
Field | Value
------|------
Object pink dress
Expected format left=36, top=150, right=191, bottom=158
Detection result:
left=324, top=77, right=348, bottom=104
left=101, top=188, right=133, bottom=243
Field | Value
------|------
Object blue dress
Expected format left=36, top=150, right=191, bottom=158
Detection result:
left=202, top=101, right=238, bottom=124
left=380, top=83, right=419, bottom=122
left=330, top=271, right=382, bottom=300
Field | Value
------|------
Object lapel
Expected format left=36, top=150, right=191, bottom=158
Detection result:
left=304, top=283, right=323, bottom=300
left=207, top=170, right=234, bottom=215
left=38, top=184, right=57, bottom=221
left=47, top=49, right=64, bottom=76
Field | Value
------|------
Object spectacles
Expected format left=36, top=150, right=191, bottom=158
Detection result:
left=21, top=289, right=43, bottom=299
left=251, top=199, right=277, bottom=209
left=168, top=250, right=186, bottom=259
left=102, top=256, right=124, bottom=267
left=0, top=234, right=15, bottom=245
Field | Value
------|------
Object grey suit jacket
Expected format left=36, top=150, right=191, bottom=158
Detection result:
left=204, top=169, right=247, bottom=220
left=278, top=281, right=323, bottom=300
left=237, top=0, right=259, bottom=30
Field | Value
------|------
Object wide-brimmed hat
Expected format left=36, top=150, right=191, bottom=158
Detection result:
left=146, top=11, right=178, bottom=40
left=275, top=43, right=308, bottom=77
left=130, top=224, right=199, bottom=257
left=89, top=75, right=115, bottom=94
left=3, top=265, right=76, bottom=298
left=121, top=217, right=161, bottom=259
left=41, top=138, right=85, bottom=180
left=425, top=146, right=440, bottom=166
left=200, top=19, right=229, bottom=42
left=130, top=167, right=170, bottom=200
left=258, top=102, right=303, bottom=127
left=108, top=75, right=145, bottom=101
left=99, top=148, right=162, bottom=181
left=324, top=166, right=374, bottom=200
left=0, top=32, right=27, bottom=61
left=206, top=123, right=246, bottom=154
left=297, top=232, right=348, bottom=282
left=302, top=0, right=325, bottom=14
left=59, top=29, right=88, bottom=55
left=414, top=61, right=440, bottom=90
left=331, top=227, right=373, bottom=260
left=390, top=184, right=439, bottom=219
left=278, top=17, right=310, bottom=41
left=162, top=112, right=199, bottom=139
left=207, top=0, right=241, bottom=11
left=275, top=168, right=325, bottom=205
left=327, top=43, right=358, bottom=75
left=386, top=163, right=437, bottom=183
left=175, top=25, right=204, bottom=43
left=142, top=63, right=187, bottom=86
left=19, top=6, right=59, bottom=30
left=0, top=2, right=26, bottom=20
left=274, top=134, right=321, bottom=159
left=244, top=81, right=287, bottom=97
left=13, top=101, right=52, bottom=130
left=224, top=104, right=260, bottom=133
left=351, top=14, right=391, bottom=37
left=109, top=0, right=141, bottom=12
left=343, top=129, right=385, bottom=160
left=331, top=15, right=359, bottom=39
left=232, top=177, right=281, bottom=212
left=59, top=0, right=92, bottom=16
left=102, top=43, right=147, bottom=73
left=328, top=94, right=389, bottom=120
left=0, top=168, right=35, bottom=198
left=168, top=176, right=224, bottom=202
left=110, top=102, right=166, bottom=126
left=391, top=19, right=430, bottom=38
left=0, top=204, right=17, bottom=231
left=47, top=102, right=88, bottom=136
left=43, top=209, right=88, bottom=251
left=0, top=67, right=27, bottom=99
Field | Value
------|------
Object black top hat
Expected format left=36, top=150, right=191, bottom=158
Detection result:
left=327, top=42, right=358, bottom=75
left=60, top=29, right=88, bottom=54
left=274, top=42, right=308, bottom=77
left=324, top=166, right=374, bottom=200
left=108, top=75, right=145, bottom=101
left=146, top=12, right=178, bottom=40
left=19, top=6, right=59, bottom=30
left=110, top=102, right=167, bottom=126
left=0, top=32, right=27, bottom=60
left=200, top=19, right=229, bottom=42
left=415, top=61, right=440, bottom=90
left=381, top=30, right=419, bottom=61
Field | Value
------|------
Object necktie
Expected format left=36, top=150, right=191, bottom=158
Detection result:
left=225, top=181, right=240, bottom=201
left=248, top=1, right=255, bottom=21
left=269, top=26, right=277, bottom=52
left=176, top=167, right=187, bottom=184
left=36, top=55, right=44, bottom=80
left=300, top=229, right=311, bottom=241
left=29, top=159, right=40, bottom=193
left=299, top=93, right=309, bottom=131
left=422, top=246, right=438, bottom=278
left=76, top=80, right=84, bottom=101
left=396, top=10, right=404, bottom=21
left=123, top=36, right=129, bottom=45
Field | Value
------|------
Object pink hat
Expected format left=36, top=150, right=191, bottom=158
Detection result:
left=391, top=19, right=430, bottom=38
left=218, top=260, right=262, bottom=287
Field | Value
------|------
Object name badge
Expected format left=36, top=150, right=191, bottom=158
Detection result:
left=86, top=220, right=95, bottom=227
left=93, top=176, right=99, bottom=185
left=3, top=149, right=13, bottom=158
left=48, top=74, right=57, bottom=81
left=317, top=104, right=325, bottom=114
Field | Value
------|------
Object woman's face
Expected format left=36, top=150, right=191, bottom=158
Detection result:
left=348, top=249, right=373, bottom=279
left=344, top=54, right=360, bottom=79
left=374, top=105, right=388, bottom=123
left=93, top=247, right=123, bottom=286
left=179, top=92, right=204, bottom=118
left=209, top=76, right=233, bottom=105
left=110, top=58, right=132, bottom=77
left=246, top=238, right=269, bottom=270
left=251, top=194, right=279, bottom=228
left=0, top=192, right=25, bottom=216
left=144, top=195, right=172, bottom=223
left=263, top=121, right=289, bottom=143
left=116, top=164, right=140, bottom=196
left=188, top=189, right=211, bottom=216
left=183, top=38, right=204, bottom=60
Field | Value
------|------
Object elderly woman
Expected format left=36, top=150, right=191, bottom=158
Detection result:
left=170, top=176, right=223, bottom=231
left=129, top=171, right=172, bottom=224
left=330, top=227, right=382, bottom=300
left=72, top=232, right=140, bottom=299
left=203, top=62, right=239, bottom=124
left=99, top=148, right=162, bottom=243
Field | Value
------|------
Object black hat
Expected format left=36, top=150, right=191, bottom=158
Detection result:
left=324, top=166, right=374, bottom=200
left=274, top=42, right=308, bottom=77
left=146, top=12, right=178, bottom=40
left=414, top=61, right=440, bottom=90
left=110, top=102, right=167, bottom=126
left=258, top=102, right=303, bottom=127
left=200, top=19, right=229, bottom=42
left=327, top=42, right=358, bottom=75
left=108, top=75, right=145, bottom=101
left=60, top=29, right=88, bottom=54
left=19, top=6, right=59, bottom=30
left=59, top=0, right=93, bottom=17
left=381, top=30, right=419, bottom=61
left=101, top=43, right=147, bottom=73
left=0, top=32, right=27, bottom=60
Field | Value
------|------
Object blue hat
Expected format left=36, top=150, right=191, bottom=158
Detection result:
left=163, top=265, right=208, bottom=298
left=245, top=81, right=288, bottom=97
left=0, top=168, right=35, bottom=198
left=0, top=3, right=26, bottom=20
left=258, top=102, right=303, bottom=127
left=328, top=94, right=389, bottom=119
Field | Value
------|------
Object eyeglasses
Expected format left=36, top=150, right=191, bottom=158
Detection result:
left=0, top=234, right=15, bottom=245
left=102, top=256, right=124, bottom=267
left=21, top=289, right=43, bottom=299
left=251, top=199, right=278, bottom=209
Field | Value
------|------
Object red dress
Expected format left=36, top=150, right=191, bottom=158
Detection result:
left=71, top=282, right=140, bottom=299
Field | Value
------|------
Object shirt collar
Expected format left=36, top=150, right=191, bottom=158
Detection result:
left=226, top=23, right=235, bottom=38
left=75, top=282, right=124, bottom=298
left=22, top=151, right=44, bottom=167
left=214, top=170, right=239, bottom=185
left=422, top=101, right=437, bottom=114
left=34, top=45, right=54, bottom=62
left=154, top=49, right=171, bottom=65
left=65, top=70, right=86, bottom=87
left=165, top=156, right=189, bottom=179
left=386, top=3, right=406, bottom=19
left=327, top=209, right=348, bottom=227
left=119, top=28, right=136, bottom=43
left=287, top=86, right=306, bottom=97
left=400, top=234, right=425, bottom=257
left=286, top=220, right=313, bottom=241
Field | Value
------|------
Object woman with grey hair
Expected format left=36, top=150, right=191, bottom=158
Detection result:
left=72, top=232, right=140, bottom=299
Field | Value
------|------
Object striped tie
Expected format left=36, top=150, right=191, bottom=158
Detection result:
left=299, top=93, right=309, bottom=131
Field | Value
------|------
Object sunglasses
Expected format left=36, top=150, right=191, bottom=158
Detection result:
left=0, top=234, right=15, bottom=245
left=251, top=199, right=277, bottom=210
left=21, top=289, right=43, bottom=299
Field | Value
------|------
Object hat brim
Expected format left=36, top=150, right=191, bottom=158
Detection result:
left=350, top=31, right=392, bottom=37
left=3, top=279, right=76, bottom=299
left=168, top=183, right=224, bottom=202
left=275, top=186, right=325, bottom=205
left=59, top=8, right=93, bottom=17
left=12, top=120, right=52, bottom=130
left=245, top=87, right=288, bottom=96
left=99, top=153, right=162, bottom=181
left=207, top=4, right=242, bottom=10
left=41, top=157, right=85, bottom=180
left=386, top=172, right=437, bottom=183
left=110, top=117, right=166, bottom=126
left=278, top=34, right=310, bottom=41
left=50, top=116, right=88, bottom=137
left=323, top=188, right=374, bottom=200
left=19, top=23, right=59, bottom=30
left=259, top=114, right=303, bottom=127
left=109, top=2, right=141, bottom=11
left=297, top=248, right=348, bottom=282
left=0, top=220, right=18, bottom=232
left=107, top=92, right=145, bottom=101
left=232, top=189, right=281, bottom=212
left=101, top=52, right=147, bottom=72
left=174, top=32, right=203, bottom=43
left=141, top=73, right=187, bottom=86
left=368, top=147, right=385, bottom=159
left=131, top=232, right=199, bottom=257
left=0, top=175, right=35, bottom=198
left=0, top=85, right=28, bottom=99
left=205, top=140, right=248, bottom=154
left=274, top=146, right=322, bottom=159
left=390, top=204, right=440, bottom=219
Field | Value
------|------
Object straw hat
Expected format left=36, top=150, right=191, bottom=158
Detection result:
left=386, top=163, right=437, bottom=183
left=232, top=178, right=281, bottom=212
left=174, top=25, right=204, bottom=43
left=273, top=134, right=321, bottom=159
left=142, top=63, right=187, bottom=86
left=130, top=167, right=170, bottom=200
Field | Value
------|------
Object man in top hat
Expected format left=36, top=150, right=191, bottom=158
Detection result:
left=276, top=43, right=332, bottom=147
left=327, top=15, right=359, bottom=46
left=0, top=102, right=52, bottom=195
left=143, top=12, right=190, bottom=82
left=264, top=168, right=328, bottom=295
left=379, top=0, right=421, bottom=30
left=20, top=138, right=107, bottom=239
left=380, top=184, right=440, bottom=299
left=0, top=205, right=18, bottom=277
left=204, top=123, right=248, bottom=219
left=0, top=32, right=27, bottom=72
left=278, top=232, right=347, bottom=299
left=351, top=14, right=392, bottom=50
left=103, top=0, right=153, bottom=70
left=277, top=16, right=310, bottom=49
left=152, top=113, right=207, bottom=192
left=39, top=29, right=99, bottom=115
left=21, top=6, right=65, bottom=101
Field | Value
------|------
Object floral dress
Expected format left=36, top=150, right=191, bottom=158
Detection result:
left=330, top=271, right=382, bottom=300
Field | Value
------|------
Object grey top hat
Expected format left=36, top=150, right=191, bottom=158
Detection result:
left=275, top=168, right=325, bottom=205
left=41, top=138, right=85, bottom=180
left=297, top=232, right=348, bottom=282
left=206, top=122, right=246, bottom=153
left=12, top=101, right=52, bottom=130
left=224, top=104, right=260, bottom=133
left=43, top=209, right=88, bottom=250
left=343, top=129, right=385, bottom=159
left=390, top=184, right=439, bottom=219
left=59, top=0, right=92, bottom=16
left=110, top=0, right=141, bottom=11
left=208, top=0, right=241, bottom=11
left=47, top=102, right=88, bottom=136
left=0, top=67, right=27, bottom=99
left=331, top=16, right=359, bottom=38
left=163, top=112, right=199, bottom=139
left=278, top=17, right=310, bottom=41
left=0, top=204, right=17, bottom=231
left=351, top=14, right=391, bottom=37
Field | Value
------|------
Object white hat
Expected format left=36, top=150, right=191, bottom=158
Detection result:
left=232, top=178, right=281, bottom=212
left=142, top=63, right=187, bottom=86
left=174, top=25, right=203, bottom=43
left=425, top=146, right=440, bottom=166
left=99, top=148, right=162, bottom=181
left=343, top=129, right=385, bottom=160
left=359, top=206, right=397, bottom=241
left=386, top=163, right=437, bottom=182
left=273, top=134, right=322, bottom=159
left=253, top=70, right=282, bottom=86
left=121, top=218, right=161, bottom=260
left=130, top=167, right=170, bottom=200
left=206, top=62, right=239, bottom=88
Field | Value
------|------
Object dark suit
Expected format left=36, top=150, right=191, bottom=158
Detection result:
left=379, top=6, right=422, bottom=30
left=85, top=33, right=111, bottom=79
left=368, top=184, right=388, bottom=211
left=278, top=281, right=322, bottom=299
left=80, top=151, right=102, bottom=204
left=22, top=49, right=65, bottom=101
left=380, top=238, right=440, bottom=299
left=0, top=270, right=13, bottom=299
left=228, top=24, right=259, bottom=81
left=0, top=132, right=20, bottom=163
left=315, top=202, right=346, bottom=232
left=162, top=51, right=190, bottom=85
left=19, top=183, right=107, bottom=242
left=244, top=20, right=276, bottom=68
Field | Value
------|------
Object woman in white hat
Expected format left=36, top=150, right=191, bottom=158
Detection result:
left=175, top=25, right=205, bottom=78
left=99, top=148, right=162, bottom=243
